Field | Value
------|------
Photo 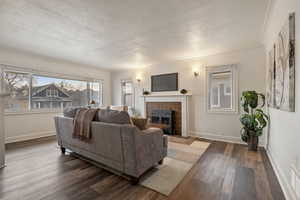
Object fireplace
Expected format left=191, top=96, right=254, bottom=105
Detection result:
left=146, top=102, right=181, bottom=135
left=150, top=109, right=175, bottom=135
left=142, top=94, right=191, bottom=137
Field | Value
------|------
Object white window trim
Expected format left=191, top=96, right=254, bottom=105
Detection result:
left=0, top=64, right=104, bottom=113
left=206, top=64, right=238, bottom=114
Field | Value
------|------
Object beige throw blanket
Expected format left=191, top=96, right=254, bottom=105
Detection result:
left=73, top=108, right=99, bottom=141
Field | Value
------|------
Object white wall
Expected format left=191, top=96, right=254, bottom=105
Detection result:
left=0, top=47, right=111, bottom=143
left=111, top=46, right=266, bottom=144
left=264, top=0, right=300, bottom=199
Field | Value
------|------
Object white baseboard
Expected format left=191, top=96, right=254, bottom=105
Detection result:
left=266, top=147, right=297, bottom=200
left=5, top=131, right=56, bottom=144
left=190, top=131, right=244, bottom=144
left=189, top=131, right=265, bottom=147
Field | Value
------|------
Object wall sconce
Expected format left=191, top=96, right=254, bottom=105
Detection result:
left=136, top=74, right=142, bottom=83
left=193, top=67, right=200, bottom=77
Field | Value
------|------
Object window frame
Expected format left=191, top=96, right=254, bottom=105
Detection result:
left=206, top=64, right=238, bottom=114
left=210, top=84, right=221, bottom=108
left=0, top=64, right=104, bottom=113
left=224, top=83, right=232, bottom=96
left=121, top=79, right=134, bottom=108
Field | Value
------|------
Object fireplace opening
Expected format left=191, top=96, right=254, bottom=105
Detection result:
left=150, top=109, right=175, bottom=135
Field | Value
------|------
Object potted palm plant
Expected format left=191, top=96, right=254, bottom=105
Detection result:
left=240, top=91, right=269, bottom=151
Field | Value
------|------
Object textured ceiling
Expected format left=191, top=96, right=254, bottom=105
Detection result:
left=0, top=0, right=269, bottom=70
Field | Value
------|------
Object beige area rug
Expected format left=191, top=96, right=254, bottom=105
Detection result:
left=140, top=140, right=210, bottom=196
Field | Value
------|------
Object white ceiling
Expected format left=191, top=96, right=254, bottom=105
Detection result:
left=0, top=0, right=269, bottom=70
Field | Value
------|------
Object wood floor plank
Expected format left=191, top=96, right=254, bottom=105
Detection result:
left=232, top=166, right=257, bottom=200
left=0, top=137, right=285, bottom=200
left=261, top=149, right=286, bottom=200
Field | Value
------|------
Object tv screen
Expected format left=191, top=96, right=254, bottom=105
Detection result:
left=151, top=73, right=178, bottom=92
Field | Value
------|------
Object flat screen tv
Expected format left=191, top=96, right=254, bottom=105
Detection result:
left=151, top=73, right=178, bottom=92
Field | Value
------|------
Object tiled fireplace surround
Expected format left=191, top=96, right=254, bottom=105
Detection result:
left=141, top=94, right=191, bottom=137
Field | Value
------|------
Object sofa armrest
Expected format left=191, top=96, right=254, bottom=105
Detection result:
left=140, top=127, right=163, bottom=137
left=138, top=128, right=164, bottom=153
left=140, top=128, right=167, bottom=152
left=134, top=128, right=166, bottom=175
left=54, top=116, right=74, bottom=146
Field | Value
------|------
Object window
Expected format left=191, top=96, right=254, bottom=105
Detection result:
left=0, top=65, right=104, bottom=112
left=121, top=80, right=134, bottom=107
left=3, top=71, right=30, bottom=112
left=89, top=81, right=103, bottom=107
left=32, top=75, right=90, bottom=109
left=32, top=75, right=103, bottom=110
left=206, top=65, right=238, bottom=113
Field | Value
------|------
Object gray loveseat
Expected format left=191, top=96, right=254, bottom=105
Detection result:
left=54, top=111, right=168, bottom=183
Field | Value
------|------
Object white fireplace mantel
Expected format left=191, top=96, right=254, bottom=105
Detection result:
left=141, top=93, right=192, bottom=137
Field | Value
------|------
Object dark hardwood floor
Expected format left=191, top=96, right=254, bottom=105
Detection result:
left=0, top=136, right=285, bottom=200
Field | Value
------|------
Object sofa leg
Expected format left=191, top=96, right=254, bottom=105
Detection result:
left=61, top=147, right=66, bottom=154
left=158, top=159, right=164, bottom=165
left=130, top=177, right=139, bottom=185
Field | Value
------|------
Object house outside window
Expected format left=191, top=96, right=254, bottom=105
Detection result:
left=206, top=65, right=238, bottom=113
left=1, top=65, right=104, bottom=112
left=46, top=89, right=58, bottom=97
left=121, top=80, right=134, bottom=107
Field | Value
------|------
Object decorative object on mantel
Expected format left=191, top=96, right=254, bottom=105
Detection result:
left=240, top=91, right=269, bottom=151
left=143, top=89, right=150, bottom=95
left=180, top=89, right=188, bottom=94
left=267, top=13, right=295, bottom=112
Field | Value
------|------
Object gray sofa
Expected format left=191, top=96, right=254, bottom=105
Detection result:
left=54, top=116, right=168, bottom=183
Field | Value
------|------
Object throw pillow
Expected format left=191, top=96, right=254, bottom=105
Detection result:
left=63, top=107, right=83, bottom=118
left=97, top=109, right=132, bottom=124
left=131, top=117, right=149, bottom=130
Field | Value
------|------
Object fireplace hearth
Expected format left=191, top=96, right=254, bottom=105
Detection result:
left=150, top=109, right=175, bottom=135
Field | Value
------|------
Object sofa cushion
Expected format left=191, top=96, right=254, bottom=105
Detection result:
left=97, top=109, right=132, bottom=124
left=63, top=107, right=83, bottom=118
left=131, top=117, right=149, bottom=130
